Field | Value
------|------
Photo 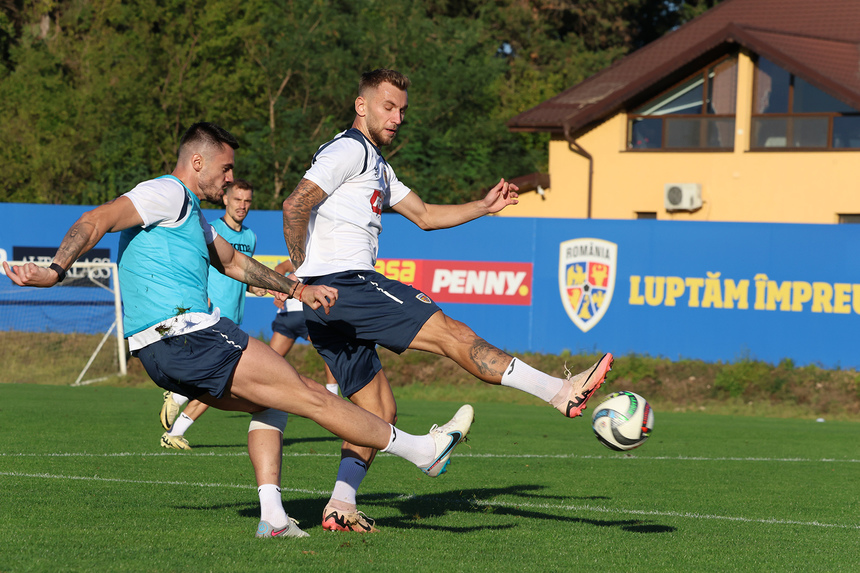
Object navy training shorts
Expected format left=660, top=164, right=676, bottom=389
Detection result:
left=303, top=270, right=441, bottom=397
left=271, top=310, right=309, bottom=341
left=132, top=318, right=250, bottom=400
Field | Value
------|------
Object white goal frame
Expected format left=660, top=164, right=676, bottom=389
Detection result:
left=5, top=260, right=127, bottom=386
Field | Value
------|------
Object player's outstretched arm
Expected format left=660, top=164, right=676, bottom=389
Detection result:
left=270, top=259, right=297, bottom=310
left=3, top=196, right=143, bottom=288
left=209, top=236, right=337, bottom=313
left=393, top=178, right=519, bottom=231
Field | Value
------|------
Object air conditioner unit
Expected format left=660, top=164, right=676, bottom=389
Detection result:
left=664, top=183, right=703, bottom=212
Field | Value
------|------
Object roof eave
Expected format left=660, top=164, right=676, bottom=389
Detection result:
left=560, top=24, right=747, bottom=135
left=509, top=22, right=860, bottom=136
left=727, top=26, right=860, bottom=111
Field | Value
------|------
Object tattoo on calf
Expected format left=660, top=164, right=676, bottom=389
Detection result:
left=469, top=338, right=510, bottom=377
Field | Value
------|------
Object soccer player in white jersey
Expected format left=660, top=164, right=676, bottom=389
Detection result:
left=160, top=178, right=267, bottom=450
left=4, top=121, right=474, bottom=539
left=283, top=69, right=614, bottom=533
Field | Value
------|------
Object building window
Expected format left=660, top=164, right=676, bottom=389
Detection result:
left=752, top=57, right=860, bottom=149
left=628, top=57, right=737, bottom=150
left=838, top=214, right=860, bottom=224
left=636, top=211, right=657, bottom=219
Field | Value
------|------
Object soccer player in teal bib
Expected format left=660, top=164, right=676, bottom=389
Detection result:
left=159, top=179, right=265, bottom=450
left=283, top=69, right=614, bottom=533
left=208, top=181, right=259, bottom=324
left=4, top=121, right=475, bottom=538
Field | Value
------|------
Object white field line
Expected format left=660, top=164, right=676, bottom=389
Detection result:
left=1, top=451, right=860, bottom=463
left=1, top=470, right=858, bottom=530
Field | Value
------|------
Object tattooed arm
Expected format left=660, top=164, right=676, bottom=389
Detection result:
left=3, top=196, right=143, bottom=288
left=281, top=178, right=327, bottom=270
left=209, top=236, right=337, bottom=313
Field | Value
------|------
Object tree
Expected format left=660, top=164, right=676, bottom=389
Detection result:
left=0, top=0, right=720, bottom=206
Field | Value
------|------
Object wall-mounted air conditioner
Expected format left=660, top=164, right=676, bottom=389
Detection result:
left=664, top=183, right=703, bottom=212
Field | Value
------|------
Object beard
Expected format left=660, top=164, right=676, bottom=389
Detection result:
left=199, top=177, right=226, bottom=204
left=367, top=120, right=396, bottom=147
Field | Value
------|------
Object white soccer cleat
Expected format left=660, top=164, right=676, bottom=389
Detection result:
left=160, top=432, right=191, bottom=451
left=421, top=404, right=474, bottom=477
left=256, top=517, right=310, bottom=538
left=160, top=391, right=181, bottom=430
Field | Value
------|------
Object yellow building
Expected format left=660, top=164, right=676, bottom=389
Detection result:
left=506, top=0, right=860, bottom=224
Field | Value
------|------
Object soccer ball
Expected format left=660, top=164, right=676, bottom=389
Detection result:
left=591, top=391, right=654, bottom=451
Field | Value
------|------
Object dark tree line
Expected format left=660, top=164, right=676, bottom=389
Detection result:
left=0, top=0, right=718, bottom=208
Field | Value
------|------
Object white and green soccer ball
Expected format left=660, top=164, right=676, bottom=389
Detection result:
left=591, top=391, right=654, bottom=451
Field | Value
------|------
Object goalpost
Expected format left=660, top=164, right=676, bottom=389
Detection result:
left=0, top=260, right=127, bottom=386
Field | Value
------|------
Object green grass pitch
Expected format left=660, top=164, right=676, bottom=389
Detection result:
left=1, top=383, right=858, bottom=572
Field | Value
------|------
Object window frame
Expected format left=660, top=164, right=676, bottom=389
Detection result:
left=750, top=57, right=860, bottom=151
left=626, top=56, right=738, bottom=152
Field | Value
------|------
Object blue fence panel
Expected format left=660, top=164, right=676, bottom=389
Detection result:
left=3, top=202, right=859, bottom=368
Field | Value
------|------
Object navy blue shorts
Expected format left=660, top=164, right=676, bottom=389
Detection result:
left=303, top=270, right=440, bottom=397
left=132, top=318, right=250, bottom=400
left=271, top=311, right=309, bottom=341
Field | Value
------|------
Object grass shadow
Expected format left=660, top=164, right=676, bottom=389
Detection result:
left=196, top=483, right=676, bottom=535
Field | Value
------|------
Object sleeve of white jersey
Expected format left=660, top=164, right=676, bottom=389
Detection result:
left=198, top=211, right=218, bottom=244
left=385, top=167, right=412, bottom=208
left=302, top=138, right=366, bottom=195
left=123, top=179, right=189, bottom=228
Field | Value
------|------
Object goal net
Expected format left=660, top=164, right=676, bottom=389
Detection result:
left=0, top=261, right=127, bottom=386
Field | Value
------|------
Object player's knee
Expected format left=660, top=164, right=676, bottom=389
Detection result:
left=249, top=408, right=289, bottom=434
left=381, top=403, right=397, bottom=425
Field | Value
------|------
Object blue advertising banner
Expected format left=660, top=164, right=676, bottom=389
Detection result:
left=2, top=202, right=859, bottom=368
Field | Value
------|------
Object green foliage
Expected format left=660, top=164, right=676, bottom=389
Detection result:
left=713, top=357, right=773, bottom=398
left=0, top=0, right=712, bottom=207
left=608, top=352, right=660, bottom=385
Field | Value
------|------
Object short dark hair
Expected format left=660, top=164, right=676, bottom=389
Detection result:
left=179, top=122, right=240, bottom=154
left=359, top=69, right=410, bottom=96
left=226, top=178, right=253, bottom=194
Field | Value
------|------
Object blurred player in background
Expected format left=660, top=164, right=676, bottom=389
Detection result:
left=283, top=69, right=613, bottom=533
left=160, top=179, right=266, bottom=450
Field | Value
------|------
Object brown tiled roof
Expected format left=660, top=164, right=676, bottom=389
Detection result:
left=507, top=0, right=860, bottom=134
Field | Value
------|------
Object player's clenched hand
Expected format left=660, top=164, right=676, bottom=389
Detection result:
left=299, top=284, right=338, bottom=314
left=249, top=286, right=268, bottom=297
left=2, top=261, right=61, bottom=288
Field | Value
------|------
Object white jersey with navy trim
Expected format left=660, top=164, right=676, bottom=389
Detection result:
left=297, top=128, right=411, bottom=278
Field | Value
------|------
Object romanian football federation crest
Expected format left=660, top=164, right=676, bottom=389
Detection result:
left=558, top=238, right=617, bottom=332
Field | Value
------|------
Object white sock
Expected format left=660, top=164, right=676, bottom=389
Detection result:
left=258, top=484, right=288, bottom=527
left=381, top=425, right=436, bottom=468
left=328, top=458, right=368, bottom=508
left=172, top=393, right=189, bottom=407
left=500, top=358, right=564, bottom=403
left=168, top=412, right=194, bottom=437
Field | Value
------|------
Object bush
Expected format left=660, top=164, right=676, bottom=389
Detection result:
left=108, top=345, right=860, bottom=420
